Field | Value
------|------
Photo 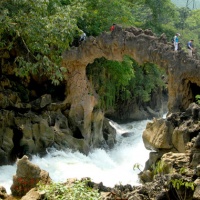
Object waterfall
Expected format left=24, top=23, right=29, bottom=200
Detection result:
left=0, top=119, right=150, bottom=194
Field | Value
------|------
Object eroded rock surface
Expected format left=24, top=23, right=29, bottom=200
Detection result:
left=143, top=103, right=200, bottom=154
left=62, top=25, right=200, bottom=142
left=0, top=78, right=117, bottom=165
left=1, top=25, right=200, bottom=167
left=10, top=155, right=51, bottom=197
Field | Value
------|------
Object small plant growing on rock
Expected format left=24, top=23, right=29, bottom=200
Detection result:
left=195, top=94, right=200, bottom=105
left=170, top=179, right=195, bottom=200
left=179, top=167, right=186, bottom=175
left=37, top=178, right=101, bottom=200
left=133, top=163, right=143, bottom=172
left=152, top=160, right=173, bottom=175
left=151, top=160, right=174, bottom=200
left=152, top=161, right=195, bottom=200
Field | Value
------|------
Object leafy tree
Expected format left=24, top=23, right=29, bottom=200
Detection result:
left=175, top=7, right=191, bottom=31
left=0, top=0, right=86, bottom=84
left=144, top=0, right=177, bottom=24
left=176, top=9, right=200, bottom=56
left=123, top=61, right=165, bottom=105
left=87, top=56, right=165, bottom=111
left=78, top=0, right=136, bottom=36
left=87, top=56, right=134, bottom=110
left=140, top=0, right=178, bottom=36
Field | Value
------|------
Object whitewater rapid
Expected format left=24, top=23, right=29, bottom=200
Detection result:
left=0, top=119, right=151, bottom=194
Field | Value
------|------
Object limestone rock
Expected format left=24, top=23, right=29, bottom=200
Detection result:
left=143, top=103, right=200, bottom=154
left=21, top=188, right=44, bottom=200
left=30, top=94, right=52, bottom=110
left=102, top=118, right=116, bottom=149
left=10, top=155, right=51, bottom=197
left=62, top=25, right=200, bottom=117
left=142, top=118, right=174, bottom=151
left=0, top=186, right=8, bottom=199
left=193, top=180, right=200, bottom=200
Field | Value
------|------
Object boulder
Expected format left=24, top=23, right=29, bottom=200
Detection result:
left=10, top=155, right=51, bottom=197
left=142, top=118, right=174, bottom=151
left=0, top=186, right=8, bottom=199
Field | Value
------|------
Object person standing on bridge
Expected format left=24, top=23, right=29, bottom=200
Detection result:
left=79, top=31, right=86, bottom=44
left=110, top=23, right=116, bottom=32
left=174, top=33, right=180, bottom=51
left=187, top=39, right=194, bottom=57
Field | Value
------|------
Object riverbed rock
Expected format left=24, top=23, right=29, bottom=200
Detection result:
left=142, top=118, right=174, bottom=151
left=143, top=103, right=200, bottom=154
left=10, top=155, right=51, bottom=197
left=0, top=186, right=8, bottom=199
left=141, top=103, right=200, bottom=200
left=21, top=188, right=45, bottom=200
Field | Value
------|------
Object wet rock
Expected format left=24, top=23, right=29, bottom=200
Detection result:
left=10, top=155, right=51, bottom=197
left=0, top=186, right=8, bottom=199
left=121, top=132, right=134, bottom=137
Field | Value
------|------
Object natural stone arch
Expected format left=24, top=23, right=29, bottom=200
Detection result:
left=62, top=25, right=200, bottom=145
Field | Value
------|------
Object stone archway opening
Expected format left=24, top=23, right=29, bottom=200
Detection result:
left=86, top=56, right=168, bottom=122
left=72, top=127, right=84, bottom=139
left=62, top=25, right=200, bottom=148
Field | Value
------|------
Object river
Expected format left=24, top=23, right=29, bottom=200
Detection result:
left=0, top=118, right=151, bottom=194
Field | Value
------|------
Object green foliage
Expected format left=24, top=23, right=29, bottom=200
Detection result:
left=195, top=94, right=200, bottom=104
left=87, top=56, right=134, bottom=110
left=143, top=0, right=178, bottom=32
left=0, top=0, right=86, bottom=84
left=152, top=160, right=173, bottom=175
left=171, top=179, right=195, bottom=191
left=87, top=56, right=165, bottom=110
left=174, top=7, right=190, bottom=30
left=179, top=167, right=186, bottom=175
left=171, top=179, right=195, bottom=200
left=126, top=61, right=165, bottom=103
left=37, top=179, right=101, bottom=200
left=133, top=163, right=142, bottom=172
left=78, top=0, right=136, bottom=36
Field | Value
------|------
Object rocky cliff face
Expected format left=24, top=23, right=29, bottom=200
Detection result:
left=0, top=76, right=116, bottom=165
left=1, top=25, right=200, bottom=165
left=140, top=102, right=200, bottom=200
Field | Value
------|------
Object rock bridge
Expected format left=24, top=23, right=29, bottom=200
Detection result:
left=62, top=25, right=200, bottom=143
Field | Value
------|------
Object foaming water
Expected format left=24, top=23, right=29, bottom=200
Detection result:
left=0, top=119, right=150, bottom=194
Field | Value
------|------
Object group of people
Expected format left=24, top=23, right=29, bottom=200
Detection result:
left=79, top=27, right=195, bottom=58
left=79, top=23, right=116, bottom=45
left=79, top=31, right=86, bottom=44
left=173, top=33, right=194, bottom=57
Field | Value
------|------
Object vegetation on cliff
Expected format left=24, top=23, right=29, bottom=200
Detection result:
left=87, top=57, right=165, bottom=110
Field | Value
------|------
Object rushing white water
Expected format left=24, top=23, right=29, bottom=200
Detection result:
left=0, top=119, right=150, bottom=194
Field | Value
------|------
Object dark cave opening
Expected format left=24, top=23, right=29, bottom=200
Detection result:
left=190, top=131, right=199, bottom=141
left=190, top=82, right=200, bottom=103
left=28, top=79, right=66, bottom=102
left=73, top=127, right=84, bottom=139
left=10, top=127, right=23, bottom=163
